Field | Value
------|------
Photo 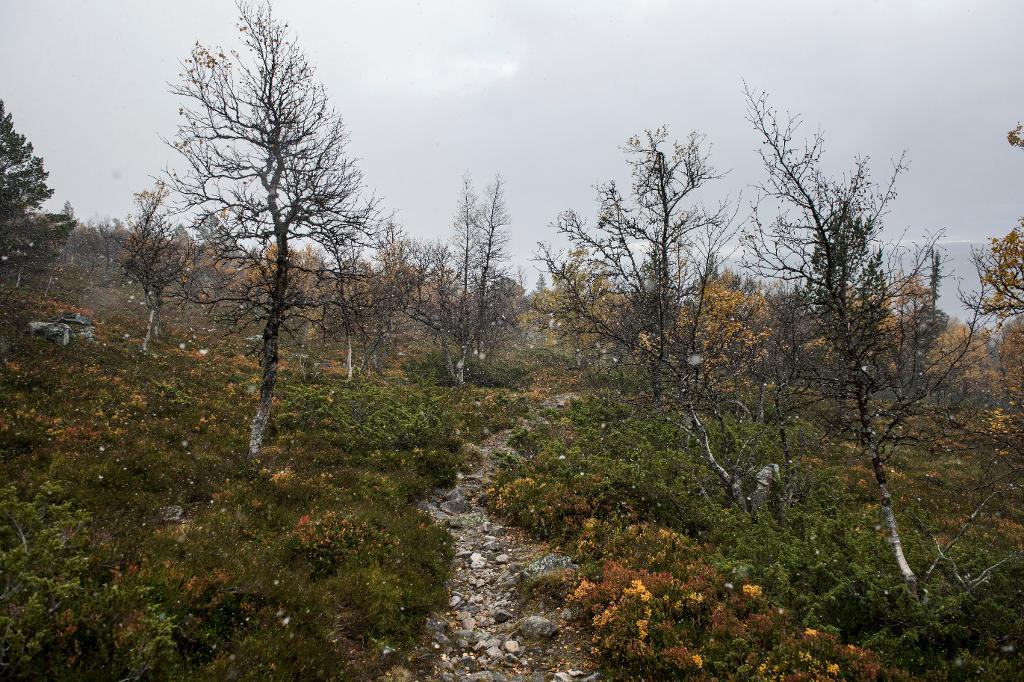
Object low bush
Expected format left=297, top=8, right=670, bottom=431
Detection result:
left=0, top=304, right=476, bottom=678
left=489, top=393, right=1024, bottom=679
left=0, top=484, right=178, bottom=679
left=570, top=560, right=891, bottom=680
left=402, top=349, right=537, bottom=389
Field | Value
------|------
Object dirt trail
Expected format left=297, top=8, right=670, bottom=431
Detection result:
left=390, top=397, right=599, bottom=682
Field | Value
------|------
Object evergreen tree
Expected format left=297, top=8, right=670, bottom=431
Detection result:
left=0, top=100, right=69, bottom=286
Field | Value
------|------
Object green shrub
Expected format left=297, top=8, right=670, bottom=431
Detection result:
left=714, top=485, right=1024, bottom=674
left=278, top=381, right=460, bottom=455
left=0, top=484, right=178, bottom=679
left=490, top=396, right=1024, bottom=678
left=402, top=350, right=534, bottom=389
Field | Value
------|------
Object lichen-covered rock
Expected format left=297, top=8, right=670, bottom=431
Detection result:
left=157, top=505, right=184, bottom=523
left=519, top=553, right=577, bottom=581
left=54, top=312, right=97, bottom=341
left=28, top=321, right=70, bottom=346
left=517, top=615, right=558, bottom=639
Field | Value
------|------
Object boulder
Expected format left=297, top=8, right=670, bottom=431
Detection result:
left=55, top=311, right=91, bottom=326
left=517, top=615, right=558, bottom=639
left=417, top=500, right=447, bottom=521
left=466, top=673, right=507, bottom=682
left=28, top=321, right=70, bottom=346
left=493, top=608, right=513, bottom=623
left=440, top=488, right=471, bottom=514
left=54, top=312, right=96, bottom=341
left=157, top=505, right=184, bottom=523
left=519, top=553, right=577, bottom=581
left=749, top=463, right=780, bottom=511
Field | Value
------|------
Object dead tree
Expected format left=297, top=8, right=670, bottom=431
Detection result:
left=168, top=1, right=378, bottom=459
left=119, top=183, right=194, bottom=351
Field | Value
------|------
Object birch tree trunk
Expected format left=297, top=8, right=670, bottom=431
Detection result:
left=142, top=300, right=161, bottom=352
left=858, top=395, right=918, bottom=597
left=249, top=313, right=282, bottom=459
left=455, top=343, right=468, bottom=387
left=345, top=334, right=353, bottom=380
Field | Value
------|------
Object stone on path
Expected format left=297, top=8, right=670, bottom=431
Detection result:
left=441, top=488, right=471, bottom=514
left=519, top=553, right=577, bottom=581
left=517, top=615, right=558, bottom=639
left=409, top=414, right=589, bottom=681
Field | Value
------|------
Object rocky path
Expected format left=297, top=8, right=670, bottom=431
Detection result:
left=387, top=399, right=599, bottom=682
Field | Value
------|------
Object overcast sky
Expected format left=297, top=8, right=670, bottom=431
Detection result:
left=2, top=0, right=1022, bottom=277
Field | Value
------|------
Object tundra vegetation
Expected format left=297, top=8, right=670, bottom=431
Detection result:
left=1, top=2, right=1023, bottom=680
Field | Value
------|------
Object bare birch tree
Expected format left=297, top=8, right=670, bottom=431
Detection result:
left=408, top=174, right=515, bottom=386
left=168, top=0, right=378, bottom=458
left=743, top=87, right=986, bottom=597
left=538, top=128, right=777, bottom=509
left=119, top=182, right=194, bottom=351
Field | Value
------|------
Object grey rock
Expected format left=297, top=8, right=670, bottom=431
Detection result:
left=470, top=552, right=487, bottom=569
left=157, top=505, right=184, bottom=523
left=441, top=497, right=471, bottom=514
left=417, top=501, right=447, bottom=521
left=28, top=321, right=70, bottom=346
left=485, top=645, right=503, bottom=659
left=465, top=673, right=506, bottom=682
left=519, top=553, right=577, bottom=581
left=449, top=512, right=486, bottom=528
left=55, top=311, right=92, bottom=326
left=517, top=615, right=558, bottom=639
left=502, top=639, right=520, bottom=653
left=749, top=463, right=780, bottom=511
left=54, top=312, right=96, bottom=341
left=493, top=608, right=513, bottom=623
